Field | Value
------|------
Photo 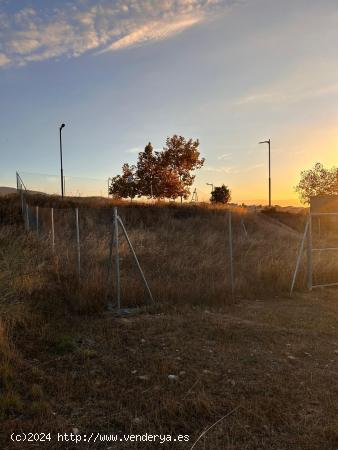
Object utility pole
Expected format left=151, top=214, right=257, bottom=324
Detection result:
left=59, top=123, right=65, bottom=198
left=259, top=139, right=271, bottom=207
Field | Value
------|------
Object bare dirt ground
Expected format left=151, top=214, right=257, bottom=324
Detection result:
left=3, top=291, right=338, bottom=450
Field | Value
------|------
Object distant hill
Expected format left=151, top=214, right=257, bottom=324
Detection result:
left=0, top=186, right=17, bottom=196
left=0, top=186, right=44, bottom=196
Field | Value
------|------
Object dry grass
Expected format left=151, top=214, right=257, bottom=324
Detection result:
left=1, top=196, right=338, bottom=449
left=0, top=194, right=311, bottom=308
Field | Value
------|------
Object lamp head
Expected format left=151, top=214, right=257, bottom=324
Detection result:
left=60, top=123, right=65, bottom=130
left=259, top=139, right=270, bottom=144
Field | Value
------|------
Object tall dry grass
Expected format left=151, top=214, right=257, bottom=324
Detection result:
left=4, top=193, right=338, bottom=312
left=0, top=194, right=315, bottom=312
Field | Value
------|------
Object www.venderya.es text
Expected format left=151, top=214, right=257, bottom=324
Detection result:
left=10, top=432, right=190, bottom=445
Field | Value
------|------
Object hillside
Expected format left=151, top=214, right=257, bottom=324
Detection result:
left=0, top=186, right=17, bottom=196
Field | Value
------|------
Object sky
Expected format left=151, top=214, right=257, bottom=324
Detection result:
left=0, top=0, right=337, bottom=205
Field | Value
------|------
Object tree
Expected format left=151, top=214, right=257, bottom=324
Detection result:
left=136, top=142, right=159, bottom=198
left=211, top=185, right=231, bottom=204
left=110, top=136, right=205, bottom=202
left=159, top=135, right=205, bottom=202
left=109, top=163, right=137, bottom=201
left=295, top=162, right=338, bottom=204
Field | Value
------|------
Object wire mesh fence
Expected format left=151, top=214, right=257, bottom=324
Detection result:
left=18, top=196, right=252, bottom=310
left=7, top=172, right=336, bottom=308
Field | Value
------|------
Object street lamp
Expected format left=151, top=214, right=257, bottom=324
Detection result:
left=59, top=123, right=65, bottom=198
left=206, top=182, right=214, bottom=193
left=259, top=139, right=271, bottom=207
left=206, top=183, right=214, bottom=202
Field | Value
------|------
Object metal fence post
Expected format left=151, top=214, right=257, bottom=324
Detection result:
left=51, top=208, right=55, bottom=252
left=241, top=217, right=248, bottom=238
left=36, top=206, right=39, bottom=237
left=228, top=211, right=234, bottom=299
left=75, top=208, right=81, bottom=280
left=307, top=213, right=312, bottom=291
left=117, top=215, right=154, bottom=303
left=20, top=188, right=24, bottom=217
left=290, top=217, right=309, bottom=296
left=114, top=207, right=121, bottom=310
left=26, top=204, right=30, bottom=231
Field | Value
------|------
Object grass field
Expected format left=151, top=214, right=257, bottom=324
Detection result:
left=1, top=195, right=338, bottom=449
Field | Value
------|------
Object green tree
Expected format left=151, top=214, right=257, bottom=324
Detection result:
left=136, top=143, right=158, bottom=198
left=295, top=162, right=338, bottom=204
left=211, top=185, right=231, bottom=204
left=109, top=163, right=138, bottom=201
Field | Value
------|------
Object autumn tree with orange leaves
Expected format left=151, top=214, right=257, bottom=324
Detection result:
left=109, top=135, right=205, bottom=202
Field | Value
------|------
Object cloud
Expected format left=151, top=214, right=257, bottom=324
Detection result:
left=217, top=152, right=232, bottom=160
left=203, top=162, right=265, bottom=175
left=102, top=16, right=202, bottom=52
left=0, top=53, right=10, bottom=66
left=235, top=81, right=338, bottom=107
left=244, top=163, right=264, bottom=171
left=0, top=0, right=234, bottom=68
left=203, top=165, right=239, bottom=174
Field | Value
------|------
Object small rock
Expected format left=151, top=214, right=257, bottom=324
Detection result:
left=133, top=417, right=142, bottom=424
left=138, top=375, right=149, bottom=381
left=131, top=370, right=137, bottom=374
left=179, top=371, right=186, bottom=376
left=72, top=428, right=79, bottom=435
left=168, top=374, right=178, bottom=381
left=141, top=339, right=146, bottom=343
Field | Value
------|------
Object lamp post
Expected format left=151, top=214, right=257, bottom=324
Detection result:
left=206, top=182, right=214, bottom=200
left=259, top=139, right=271, bottom=207
left=59, top=123, right=65, bottom=198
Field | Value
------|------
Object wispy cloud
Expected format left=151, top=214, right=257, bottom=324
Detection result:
left=0, top=0, right=235, bottom=68
left=217, top=152, right=232, bottom=160
left=102, top=16, right=202, bottom=52
left=203, top=165, right=239, bottom=174
left=235, top=82, right=338, bottom=106
left=245, top=163, right=264, bottom=171
left=0, top=53, right=10, bottom=66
